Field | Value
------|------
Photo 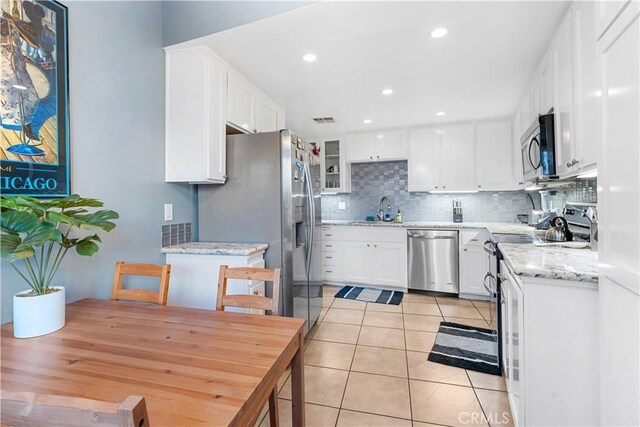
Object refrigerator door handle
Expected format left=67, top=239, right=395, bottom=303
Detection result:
left=303, top=162, right=314, bottom=276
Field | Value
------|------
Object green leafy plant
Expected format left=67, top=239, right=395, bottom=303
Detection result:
left=0, top=195, right=119, bottom=295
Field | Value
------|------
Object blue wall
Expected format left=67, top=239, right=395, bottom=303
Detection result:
left=1, top=1, right=196, bottom=323
left=162, top=1, right=314, bottom=46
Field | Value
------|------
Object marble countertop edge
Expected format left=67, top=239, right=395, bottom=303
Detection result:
left=161, top=242, right=269, bottom=256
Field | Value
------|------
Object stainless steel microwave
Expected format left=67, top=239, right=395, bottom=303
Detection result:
left=520, top=113, right=556, bottom=182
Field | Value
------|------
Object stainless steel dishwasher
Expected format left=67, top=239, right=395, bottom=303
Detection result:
left=407, top=229, right=459, bottom=294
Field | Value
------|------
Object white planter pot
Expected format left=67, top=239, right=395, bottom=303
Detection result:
left=13, top=286, right=66, bottom=338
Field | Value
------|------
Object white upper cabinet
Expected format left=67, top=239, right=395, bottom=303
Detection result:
left=166, top=46, right=285, bottom=184
left=227, top=71, right=257, bottom=133
left=409, top=121, right=516, bottom=192
left=319, top=137, right=351, bottom=194
left=346, top=130, right=407, bottom=163
left=256, top=95, right=279, bottom=133
left=597, top=4, right=640, bottom=424
left=476, top=121, right=515, bottom=190
left=529, top=75, right=542, bottom=120
left=539, top=51, right=556, bottom=116
left=596, top=0, right=630, bottom=37
left=516, top=2, right=603, bottom=179
left=439, top=124, right=475, bottom=191
left=227, top=70, right=284, bottom=134
left=574, top=1, right=600, bottom=170
left=345, top=133, right=375, bottom=162
left=374, top=130, right=408, bottom=161
left=408, top=127, right=440, bottom=192
left=165, top=47, right=228, bottom=184
left=554, top=12, right=578, bottom=176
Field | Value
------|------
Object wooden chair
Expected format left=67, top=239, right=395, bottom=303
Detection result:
left=216, top=265, right=281, bottom=426
left=111, top=262, right=171, bottom=305
left=0, top=390, right=150, bottom=426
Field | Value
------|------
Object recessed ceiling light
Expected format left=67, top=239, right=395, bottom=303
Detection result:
left=430, top=27, right=448, bottom=38
left=381, top=88, right=394, bottom=95
left=303, top=53, right=317, bottom=62
left=436, top=111, right=446, bottom=116
left=363, top=119, right=372, bottom=124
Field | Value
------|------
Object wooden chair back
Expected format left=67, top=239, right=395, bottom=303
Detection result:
left=0, top=390, right=150, bottom=427
left=216, top=266, right=281, bottom=315
left=111, top=262, right=171, bottom=306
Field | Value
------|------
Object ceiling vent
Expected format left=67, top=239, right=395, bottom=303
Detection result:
left=312, top=117, right=336, bottom=123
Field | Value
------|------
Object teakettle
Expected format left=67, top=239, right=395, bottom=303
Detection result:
left=545, top=216, right=573, bottom=242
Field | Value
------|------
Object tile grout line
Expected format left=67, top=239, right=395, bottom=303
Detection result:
left=401, top=296, right=415, bottom=423
left=335, top=299, right=366, bottom=426
left=467, top=369, right=492, bottom=426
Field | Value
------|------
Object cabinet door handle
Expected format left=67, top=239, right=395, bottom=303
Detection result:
left=374, top=244, right=378, bottom=248
left=443, top=186, right=447, bottom=189
left=376, top=155, right=380, bottom=159
left=463, top=248, right=468, bottom=251
left=478, top=185, right=482, bottom=188
left=367, top=244, right=370, bottom=247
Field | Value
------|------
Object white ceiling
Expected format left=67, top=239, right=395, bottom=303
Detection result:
left=175, top=1, right=570, bottom=138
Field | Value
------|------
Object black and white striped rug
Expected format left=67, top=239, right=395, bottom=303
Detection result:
left=334, top=286, right=403, bottom=305
left=428, top=321, right=500, bottom=375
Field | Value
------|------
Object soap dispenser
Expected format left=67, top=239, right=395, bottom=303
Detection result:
left=395, top=209, right=403, bottom=224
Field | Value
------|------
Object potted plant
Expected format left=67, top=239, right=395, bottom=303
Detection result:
left=0, top=195, right=118, bottom=338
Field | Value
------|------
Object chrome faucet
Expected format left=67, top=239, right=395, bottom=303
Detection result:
left=377, top=196, right=392, bottom=221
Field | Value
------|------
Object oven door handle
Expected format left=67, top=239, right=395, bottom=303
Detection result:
left=483, top=272, right=496, bottom=297
left=482, top=240, right=496, bottom=255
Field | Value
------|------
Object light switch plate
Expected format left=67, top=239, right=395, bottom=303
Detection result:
left=338, top=202, right=346, bottom=210
left=164, top=204, right=173, bottom=221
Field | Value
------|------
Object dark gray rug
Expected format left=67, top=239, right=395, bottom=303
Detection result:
left=428, top=321, right=501, bottom=375
left=334, top=285, right=403, bottom=305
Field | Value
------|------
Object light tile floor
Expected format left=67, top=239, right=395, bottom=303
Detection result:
left=257, top=286, right=513, bottom=427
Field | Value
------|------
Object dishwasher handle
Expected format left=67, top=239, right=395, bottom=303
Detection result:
left=407, top=230, right=458, bottom=239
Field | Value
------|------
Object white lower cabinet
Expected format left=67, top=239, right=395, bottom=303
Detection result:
left=371, top=242, right=406, bottom=287
left=322, top=226, right=407, bottom=290
left=342, top=241, right=373, bottom=283
left=500, top=261, right=599, bottom=427
left=459, top=244, right=489, bottom=296
left=459, top=230, right=491, bottom=297
left=165, top=250, right=266, bottom=314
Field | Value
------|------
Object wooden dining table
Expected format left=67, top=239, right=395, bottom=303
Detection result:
left=1, top=299, right=306, bottom=426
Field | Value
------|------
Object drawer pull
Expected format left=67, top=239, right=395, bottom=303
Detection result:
left=325, top=244, right=333, bottom=248
left=325, top=234, right=333, bottom=236
left=325, top=270, right=333, bottom=273
left=325, top=256, right=333, bottom=259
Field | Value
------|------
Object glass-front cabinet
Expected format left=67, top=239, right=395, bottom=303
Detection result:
left=318, top=137, right=351, bottom=194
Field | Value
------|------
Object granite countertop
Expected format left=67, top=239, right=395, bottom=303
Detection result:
left=322, top=220, right=533, bottom=235
left=499, top=243, right=598, bottom=283
left=323, top=219, right=598, bottom=283
left=161, top=242, right=268, bottom=256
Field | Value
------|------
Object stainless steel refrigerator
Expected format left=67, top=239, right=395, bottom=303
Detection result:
left=198, top=130, right=323, bottom=334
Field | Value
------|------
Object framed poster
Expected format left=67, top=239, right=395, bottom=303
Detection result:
left=0, top=0, right=69, bottom=197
